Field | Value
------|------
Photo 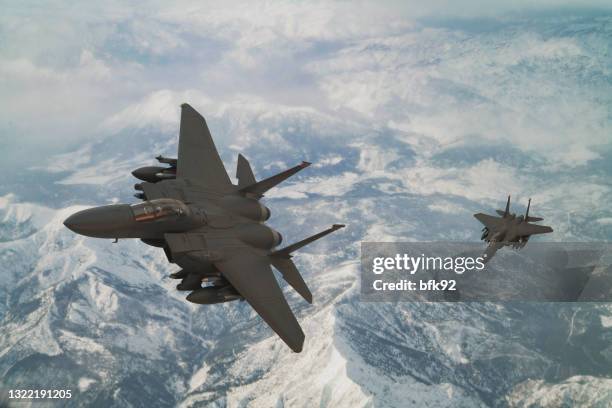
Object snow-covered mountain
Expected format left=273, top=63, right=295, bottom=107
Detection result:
left=1, top=6, right=612, bottom=408
left=1, top=100, right=611, bottom=407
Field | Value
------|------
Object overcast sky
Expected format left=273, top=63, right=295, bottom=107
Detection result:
left=1, top=1, right=610, bottom=168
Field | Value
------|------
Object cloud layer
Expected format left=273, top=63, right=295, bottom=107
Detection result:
left=1, top=1, right=611, bottom=239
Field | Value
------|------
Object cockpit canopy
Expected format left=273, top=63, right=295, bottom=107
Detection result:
left=131, top=199, right=190, bottom=222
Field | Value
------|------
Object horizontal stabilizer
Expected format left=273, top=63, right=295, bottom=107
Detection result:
left=270, top=257, right=312, bottom=303
left=236, top=154, right=256, bottom=188
left=271, top=224, right=345, bottom=258
left=239, top=161, right=311, bottom=197
left=495, top=210, right=506, bottom=216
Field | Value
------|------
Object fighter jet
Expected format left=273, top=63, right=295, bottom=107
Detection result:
left=64, top=103, right=345, bottom=352
left=474, top=196, right=553, bottom=262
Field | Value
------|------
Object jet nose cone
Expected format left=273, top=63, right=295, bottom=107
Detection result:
left=63, top=209, right=97, bottom=234
left=63, top=214, right=78, bottom=231
left=131, top=168, right=146, bottom=179
left=63, top=205, right=134, bottom=238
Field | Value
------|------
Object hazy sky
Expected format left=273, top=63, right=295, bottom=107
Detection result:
left=1, top=1, right=610, bottom=168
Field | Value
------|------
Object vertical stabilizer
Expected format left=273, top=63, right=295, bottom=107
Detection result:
left=525, top=198, right=544, bottom=222
left=236, top=154, right=256, bottom=188
left=495, top=195, right=512, bottom=217
left=525, top=198, right=531, bottom=219
left=504, top=195, right=511, bottom=217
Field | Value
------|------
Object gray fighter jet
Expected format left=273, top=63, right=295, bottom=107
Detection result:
left=474, top=196, right=553, bottom=262
left=64, top=103, right=345, bottom=352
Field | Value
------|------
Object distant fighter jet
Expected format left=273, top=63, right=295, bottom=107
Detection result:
left=474, top=196, right=553, bottom=262
left=64, top=103, right=345, bottom=352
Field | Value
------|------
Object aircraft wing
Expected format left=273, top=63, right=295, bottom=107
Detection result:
left=213, top=249, right=305, bottom=352
left=177, top=104, right=233, bottom=192
left=474, top=213, right=503, bottom=229
left=515, top=223, right=553, bottom=236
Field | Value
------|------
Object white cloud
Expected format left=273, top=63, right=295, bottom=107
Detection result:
left=428, top=201, right=468, bottom=214
left=101, top=89, right=198, bottom=133
left=2, top=2, right=609, bottom=164
left=313, top=155, right=343, bottom=168
left=2, top=2, right=611, bottom=231
left=78, top=50, right=112, bottom=80
left=267, top=172, right=361, bottom=199
left=310, top=27, right=610, bottom=165
left=353, top=142, right=400, bottom=174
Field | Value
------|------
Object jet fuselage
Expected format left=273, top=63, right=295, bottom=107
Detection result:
left=487, top=215, right=528, bottom=244
left=64, top=196, right=283, bottom=248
